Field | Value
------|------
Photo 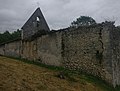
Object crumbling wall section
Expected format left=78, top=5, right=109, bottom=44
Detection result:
left=21, top=40, right=37, bottom=60
left=37, top=32, right=62, bottom=66
left=21, top=31, right=62, bottom=66
left=0, top=23, right=119, bottom=87
left=61, top=25, right=114, bottom=85
left=110, top=27, right=120, bottom=86
left=4, top=41, right=21, bottom=57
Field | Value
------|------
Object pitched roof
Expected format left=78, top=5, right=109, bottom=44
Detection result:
left=21, top=7, right=50, bottom=31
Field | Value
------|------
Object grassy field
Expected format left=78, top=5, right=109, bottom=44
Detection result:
left=0, top=56, right=119, bottom=91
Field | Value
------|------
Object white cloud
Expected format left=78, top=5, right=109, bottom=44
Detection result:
left=0, top=0, right=120, bottom=32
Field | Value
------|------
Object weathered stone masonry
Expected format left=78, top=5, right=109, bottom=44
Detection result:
left=62, top=24, right=114, bottom=86
left=110, top=27, right=120, bottom=86
left=21, top=32, right=62, bottom=66
left=0, top=23, right=120, bottom=87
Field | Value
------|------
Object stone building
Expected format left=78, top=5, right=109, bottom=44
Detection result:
left=21, top=7, right=50, bottom=40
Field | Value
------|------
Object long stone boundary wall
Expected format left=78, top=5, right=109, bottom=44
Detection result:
left=0, top=40, right=21, bottom=57
left=21, top=32, right=62, bottom=66
left=0, top=23, right=119, bottom=87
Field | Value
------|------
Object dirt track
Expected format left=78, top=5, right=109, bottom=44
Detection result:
left=0, top=56, right=105, bottom=91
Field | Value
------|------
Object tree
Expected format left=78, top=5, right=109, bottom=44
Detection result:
left=0, top=29, right=21, bottom=44
left=71, top=16, right=96, bottom=27
left=11, top=29, right=21, bottom=39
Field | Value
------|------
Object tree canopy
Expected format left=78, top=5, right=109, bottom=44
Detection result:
left=0, top=29, right=21, bottom=44
left=71, top=16, right=96, bottom=27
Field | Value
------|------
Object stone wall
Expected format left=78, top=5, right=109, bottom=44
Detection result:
left=37, top=32, right=62, bottom=66
left=0, top=40, right=21, bottom=57
left=61, top=24, right=114, bottom=85
left=110, top=27, right=120, bottom=86
left=21, top=40, right=36, bottom=60
left=5, top=41, right=21, bottom=57
left=0, top=23, right=120, bottom=87
left=21, top=31, right=62, bottom=66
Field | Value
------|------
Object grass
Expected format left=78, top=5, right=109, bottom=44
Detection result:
left=3, top=55, right=120, bottom=91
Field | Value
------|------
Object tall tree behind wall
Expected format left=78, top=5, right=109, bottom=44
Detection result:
left=0, top=29, right=21, bottom=44
left=70, top=16, right=96, bottom=28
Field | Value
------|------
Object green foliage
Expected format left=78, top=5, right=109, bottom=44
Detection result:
left=0, top=29, right=21, bottom=44
left=71, top=16, right=96, bottom=27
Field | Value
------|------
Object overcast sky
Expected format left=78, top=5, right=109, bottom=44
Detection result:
left=0, top=0, right=120, bottom=32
